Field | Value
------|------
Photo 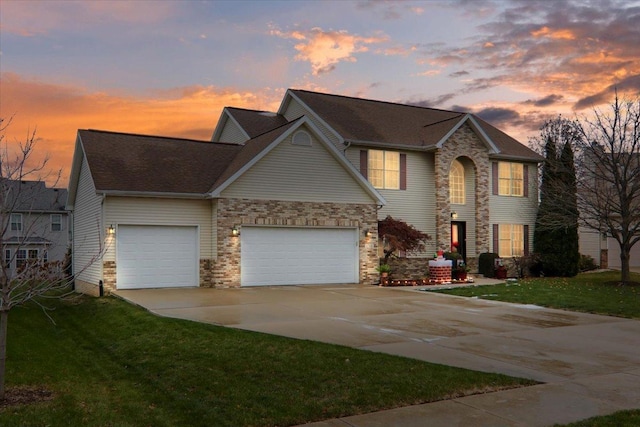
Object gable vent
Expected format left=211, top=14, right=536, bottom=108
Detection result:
left=292, top=130, right=312, bottom=146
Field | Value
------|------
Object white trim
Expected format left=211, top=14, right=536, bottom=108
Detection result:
left=435, top=114, right=500, bottom=154
left=211, top=107, right=251, bottom=142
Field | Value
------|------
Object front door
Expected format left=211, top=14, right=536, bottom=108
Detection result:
left=451, top=221, right=467, bottom=261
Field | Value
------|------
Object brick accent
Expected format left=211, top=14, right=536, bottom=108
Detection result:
left=102, top=261, right=116, bottom=293
left=386, top=258, right=430, bottom=279
left=429, top=265, right=452, bottom=284
left=200, top=259, right=213, bottom=287
left=434, top=122, right=491, bottom=256
left=212, top=198, right=379, bottom=288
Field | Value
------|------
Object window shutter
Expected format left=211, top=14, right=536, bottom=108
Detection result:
left=360, top=150, right=368, bottom=179
left=523, top=164, right=529, bottom=197
left=493, top=224, right=499, bottom=254
left=400, top=153, right=407, bottom=190
left=492, top=162, right=499, bottom=195
left=523, top=225, right=530, bottom=255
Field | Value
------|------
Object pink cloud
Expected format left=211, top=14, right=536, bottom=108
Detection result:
left=271, top=26, right=387, bottom=75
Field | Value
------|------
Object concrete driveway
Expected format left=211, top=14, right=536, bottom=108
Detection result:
left=115, top=284, right=640, bottom=426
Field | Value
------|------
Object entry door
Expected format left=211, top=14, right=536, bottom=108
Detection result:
left=451, top=221, right=467, bottom=261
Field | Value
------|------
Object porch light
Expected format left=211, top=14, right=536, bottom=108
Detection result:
left=231, top=226, right=239, bottom=237
left=451, top=211, right=458, bottom=220
left=364, top=229, right=371, bottom=238
left=108, top=224, right=115, bottom=235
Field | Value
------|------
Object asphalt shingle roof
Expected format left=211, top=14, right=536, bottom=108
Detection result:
left=79, top=130, right=243, bottom=194
left=289, top=89, right=543, bottom=161
left=225, top=107, right=290, bottom=139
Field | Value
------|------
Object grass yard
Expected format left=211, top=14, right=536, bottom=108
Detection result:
left=557, top=409, right=640, bottom=427
left=432, top=270, right=640, bottom=319
left=0, top=294, right=534, bottom=427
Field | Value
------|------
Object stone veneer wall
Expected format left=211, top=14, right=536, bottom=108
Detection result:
left=434, top=123, right=491, bottom=257
left=102, top=261, right=116, bottom=293
left=209, top=198, right=379, bottom=288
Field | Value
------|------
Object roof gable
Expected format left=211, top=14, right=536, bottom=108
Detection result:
left=211, top=107, right=289, bottom=143
left=210, top=117, right=386, bottom=205
left=283, top=89, right=543, bottom=161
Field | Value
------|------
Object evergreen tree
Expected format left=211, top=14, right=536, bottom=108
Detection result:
left=532, top=117, right=581, bottom=277
left=559, top=140, right=580, bottom=276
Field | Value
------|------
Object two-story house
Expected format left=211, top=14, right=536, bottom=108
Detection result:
left=67, top=89, right=542, bottom=294
left=1, top=179, right=70, bottom=277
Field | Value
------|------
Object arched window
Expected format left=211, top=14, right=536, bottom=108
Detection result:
left=450, top=159, right=465, bottom=204
left=292, top=130, right=312, bottom=146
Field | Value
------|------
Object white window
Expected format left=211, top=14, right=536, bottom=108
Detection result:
left=51, top=214, right=62, bottom=232
left=450, top=159, right=465, bottom=204
left=368, top=150, right=399, bottom=189
left=10, top=213, right=22, bottom=231
left=16, top=249, right=27, bottom=269
left=499, top=224, right=524, bottom=257
left=498, top=162, right=523, bottom=196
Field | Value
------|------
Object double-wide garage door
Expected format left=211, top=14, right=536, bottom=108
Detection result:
left=241, top=227, right=358, bottom=286
left=117, top=225, right=198, bottom=289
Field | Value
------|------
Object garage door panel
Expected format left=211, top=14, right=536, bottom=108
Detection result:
left=241, top=227, right=358, bottom=286
left=117, top=225, right=198, bottom=289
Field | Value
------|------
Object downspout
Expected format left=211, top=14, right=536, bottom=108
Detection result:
left=343, top=140, right=351, bottom=154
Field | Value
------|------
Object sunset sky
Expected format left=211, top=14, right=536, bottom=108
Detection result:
left=1, top=0, right=639, bottom=186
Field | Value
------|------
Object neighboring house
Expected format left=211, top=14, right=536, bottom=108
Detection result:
left=1, top=179, right=70, bottom=277
left=67, top=89, right=542, bottom=294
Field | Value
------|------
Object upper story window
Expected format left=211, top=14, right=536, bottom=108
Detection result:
left=368, top=150, right=399, bottom=189
left=51, top=214, right=62, bottom=232
left=10, top=213, right=22, bottom=232
left=498, top=162, right=524, bottom=196
left=450, top=159, right=465, bottom=204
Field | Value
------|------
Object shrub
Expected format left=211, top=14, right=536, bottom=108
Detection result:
left=478, top=253, right=499, bottom=278
left=579, top=254, right=599, bottom=272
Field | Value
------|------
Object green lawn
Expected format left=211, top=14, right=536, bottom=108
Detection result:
left=557, top=409, right=640, bottom=427
left=432, top=270, right=640, bottom=318
left=0, top=294, right=534, bottom=427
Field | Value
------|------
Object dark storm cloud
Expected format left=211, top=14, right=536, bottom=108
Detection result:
left=449, top=70, right=470, bottom=78
left=405, top=92, right=457, bottom=108
left=523, top=94, right=564, bottom=107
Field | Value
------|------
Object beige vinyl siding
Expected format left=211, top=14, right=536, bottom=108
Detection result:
left=282, top=98, right=342, bottom=148
left=607, top=237, right=640, bottom=268
left=579, top=226, right=602, bottom=264
left=221, top=128, right=373, bottom=204
left=347, top=148, right=437, bottom=255
left=489, top=162, right=538, bottom=253
left=73, top=154, right=103, bottom=285
left=104, top=197, right=213, bottom=261
left=453, top=159, right=477, bottom=257
left=218, top=118, right=249, bottom=144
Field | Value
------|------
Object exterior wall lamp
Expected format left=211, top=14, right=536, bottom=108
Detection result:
left=364, top=229, right=371, bottom=238
left=231, top=226, right=240, bottom=237
left=451, top=211, right=458, bottom=220
left=108, top=224, right=115, bottom=235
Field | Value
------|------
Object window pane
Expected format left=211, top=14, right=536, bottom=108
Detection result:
left=369, top=169, right=384, bottom=188
left=512, top=225, right=524, bottom=256
left=385, top=169, right=399, bottom=189
left=368, top=150, right=400, bottom=189
left=450, top=160, right=465, bottom=204
left=51, top=214, right=62, bottom=231
left=385, top=151, right=399, bottom=171
left=10, top=214, right=22, bottom=231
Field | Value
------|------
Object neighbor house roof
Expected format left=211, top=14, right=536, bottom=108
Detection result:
left=283, top=89, right=543, bottom=162
left=1, top=179, right=67, bottom=212
left=78, top=130, right=243, bottom=195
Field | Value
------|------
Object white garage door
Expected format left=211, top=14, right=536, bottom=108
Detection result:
left=241, top=227, right=358, bottom=286
left=117, top=225, right=198, bottom=289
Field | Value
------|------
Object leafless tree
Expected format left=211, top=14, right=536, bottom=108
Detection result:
left=0, top=117, right=106, bottom=400
left=575, top=94, right=640, bottom=284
